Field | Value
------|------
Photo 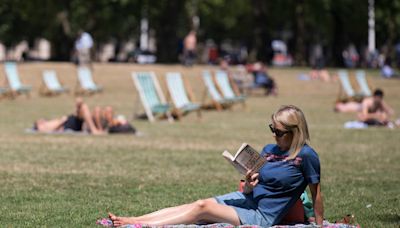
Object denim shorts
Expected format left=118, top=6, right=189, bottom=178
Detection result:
left=214, top=191, right=271, bottom=226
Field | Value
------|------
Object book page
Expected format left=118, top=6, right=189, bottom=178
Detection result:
left=235, top=144, right=265, bottom=173
left=222, top=150, right=234, bottom=161
left=222, top=150, right=248, bottom=175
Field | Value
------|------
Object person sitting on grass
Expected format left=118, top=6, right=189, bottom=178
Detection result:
left=109, top=105, right=323, bottom=227
left=249, top=62, right=278, bottom=96
left=33, top=98, right=135, bottom=134
left=357, top=88, right=395, bottom=126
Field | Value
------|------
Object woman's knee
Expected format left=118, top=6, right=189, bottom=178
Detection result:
left=193, top=199, right=217, bottom=212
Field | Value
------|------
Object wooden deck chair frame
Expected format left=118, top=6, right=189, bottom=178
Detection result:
left=39, top=70, right=69, bottom=96
left=165, top=72, right=201, bottom=120
left=0, top=87, right=9, bottom=100
left=201, top=70, right=232, bottom=111
left=355, top=70, right=372, bottom=97
left=214, top=70, right=246, bottom=108
left=131, top=72, right=173, bottom=123
left=75, top=66, right=103, bottom=95
left=3, top=62, right=32, bottom=98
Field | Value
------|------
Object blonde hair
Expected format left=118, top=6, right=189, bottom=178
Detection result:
left=272, top=105, right=310, bottom=159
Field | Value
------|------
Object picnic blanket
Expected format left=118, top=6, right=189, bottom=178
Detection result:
left=344, top=121, right=368, bottom=129
left=96, top=218, right=360, bottom=228
left=25, top=128, right=89, bottom=135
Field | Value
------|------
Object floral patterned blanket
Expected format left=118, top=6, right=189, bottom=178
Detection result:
left=96, top=218, right=360, bottom=228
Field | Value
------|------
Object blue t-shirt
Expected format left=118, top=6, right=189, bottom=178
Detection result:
left=251, top=144, right=320, bottom=225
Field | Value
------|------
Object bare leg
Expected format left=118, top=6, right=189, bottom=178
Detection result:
left=92, top=106, right=103, bottom=131
left=103, top=106, right=115, bottom=126
left=109, top=198, right=240, bottom=227
left=335, top=102, right=361, bottom=113
left=76, top=102, right=103, bottom=135
left=319, top=70, right=331, bottom=82
left=109, top=204, right=192, bottom=225
left=35, top=116, right=68, bottom=132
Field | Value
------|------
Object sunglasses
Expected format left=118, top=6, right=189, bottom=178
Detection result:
left=269, top=124, right=290, bottom=137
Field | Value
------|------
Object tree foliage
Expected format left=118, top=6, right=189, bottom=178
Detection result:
left=0, top=0, right=397, bottom=65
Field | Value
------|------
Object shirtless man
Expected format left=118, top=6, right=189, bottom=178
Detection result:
left=183, top=30, right=197, bottom=66
left=357, top=89, right=395, bottom=126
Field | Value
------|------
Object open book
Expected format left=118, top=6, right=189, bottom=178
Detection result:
left=222, top=143, right=266, bottom=175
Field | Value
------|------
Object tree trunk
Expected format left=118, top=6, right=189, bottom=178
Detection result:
left=251, top=0, right=270, bottom=63
left=294, top=0, right=306, bottom=66
left=155, top=0, right=185, bottom=63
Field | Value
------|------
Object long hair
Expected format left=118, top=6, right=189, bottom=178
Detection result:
left=272, top=105, right=310, bottom=159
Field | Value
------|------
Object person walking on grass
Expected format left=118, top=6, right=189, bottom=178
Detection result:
left=109, top=105, right=324, bottom=227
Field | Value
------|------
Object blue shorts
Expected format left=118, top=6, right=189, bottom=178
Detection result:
left=214, top=191, right=271, bottom=226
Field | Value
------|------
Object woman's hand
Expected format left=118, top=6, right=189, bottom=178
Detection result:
left=243, top=170, right=259, bottom=194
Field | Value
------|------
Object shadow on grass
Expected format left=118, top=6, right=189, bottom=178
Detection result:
left=377, top=213, right=400, bottom=224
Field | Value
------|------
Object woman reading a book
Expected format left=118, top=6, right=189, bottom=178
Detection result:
left=109, top=105, right=323, bottom=227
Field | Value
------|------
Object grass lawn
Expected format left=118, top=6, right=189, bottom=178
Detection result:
left=0, top=63, right=399, bottom=227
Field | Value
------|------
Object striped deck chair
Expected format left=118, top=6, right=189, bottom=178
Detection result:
left=165, top=72, right=201, bottom=119
left=3, top=62, right=32, bottom=97
left=355, top=70, right=372, bottom=97
left=337, top=70, right=363, bottom=102
left=40, top=70, right=69, bottom=96
left=75, top=66, right=103, bottom=95
left=131, top=72, right=173, bottom=122
left=214, top=70, right=246, bottom=107
left=201, top=70, right=233, bottom=111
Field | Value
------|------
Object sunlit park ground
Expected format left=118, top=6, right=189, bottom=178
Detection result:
left=0, top=62, right=399, bottom=227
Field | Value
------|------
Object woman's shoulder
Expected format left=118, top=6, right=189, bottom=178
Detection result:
left=261, top=144, right=278, bottom=153
left=262, top=144, right=278, bottom=152
left=299, top=144, right=318, bottom=158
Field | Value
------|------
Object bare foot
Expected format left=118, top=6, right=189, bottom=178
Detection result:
left=92, top=129, right=106, bottom=135
left=108, top=213, right=137, bottom=227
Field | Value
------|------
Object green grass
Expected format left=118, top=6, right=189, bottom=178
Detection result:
left=0, top=63, right=399, bottom=227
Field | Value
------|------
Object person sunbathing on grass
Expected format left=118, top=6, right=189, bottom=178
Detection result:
left=33, top=98, right=135, bottom=135
left=109, top=105, right=324, bottom=227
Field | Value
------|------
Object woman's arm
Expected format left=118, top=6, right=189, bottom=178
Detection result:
left=309, top=183, right=324, bottom=226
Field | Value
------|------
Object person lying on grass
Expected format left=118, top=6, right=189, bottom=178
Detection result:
left=33, top=98, right=135, bottom=135
left=109, top=105, right=324, bottom=227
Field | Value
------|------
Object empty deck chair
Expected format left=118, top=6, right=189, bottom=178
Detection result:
left=131, top=72, right=173, bottom=122
left=214, top=70, right=246, bottom=106
left=165, top=72, right=201, bottom=119
left=75, top=66, right=103, bottom=95
left=40, top=70, right=69, bottom=96
left=355, top=70, right=372, bottom=97
left=201, top=70, right=233, bottom=111
left=337, top=70, right=362, bottom=102
left=3, top=62, right=32, bottom=97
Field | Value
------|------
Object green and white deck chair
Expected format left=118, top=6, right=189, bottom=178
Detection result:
left=3, top=62, right=32, bottom=97
left=40, top=70, right=69, bottom=96
left=355, top=70, right=372, bottom=97
left=165, top=72, right=201, bottom=119
left=131, top=72, right=173, bottom=122
left=214, top=70, right=246, bottom=106
left=337, top=70, right=362, bottom=102
left=201, top=70, right=233, bottom=110
left=75, top=66, right=103, bottom=95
